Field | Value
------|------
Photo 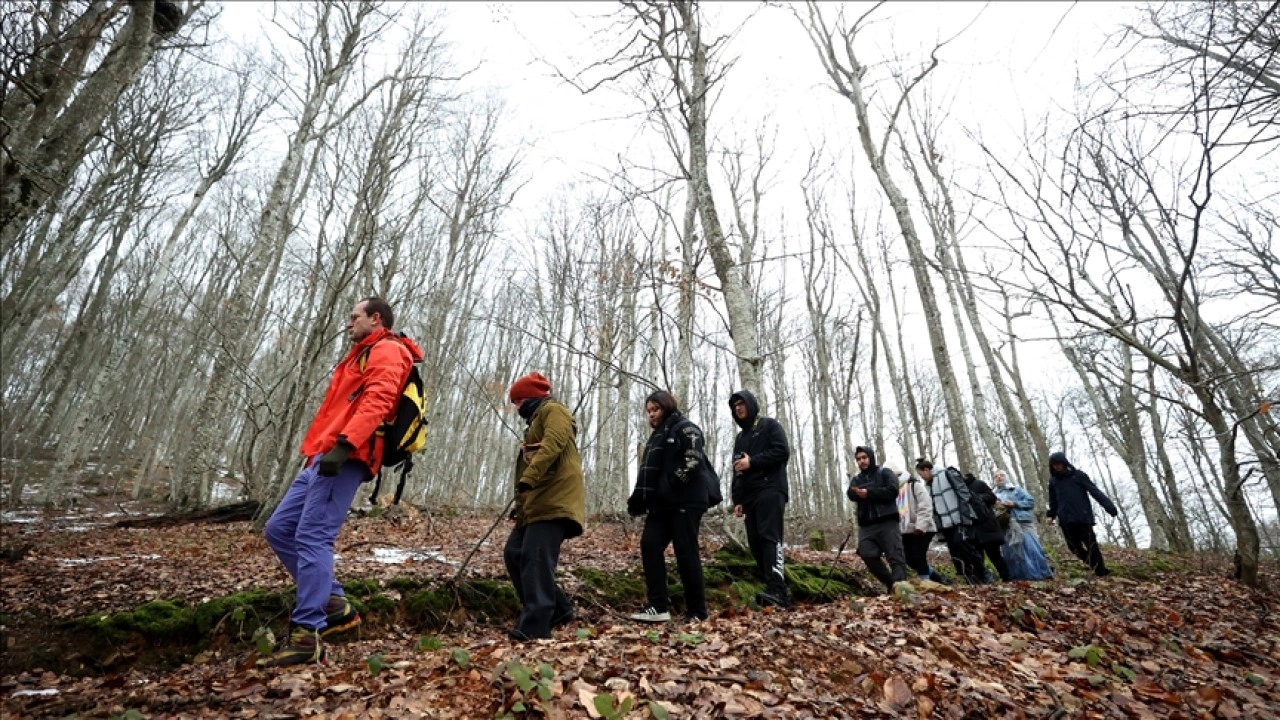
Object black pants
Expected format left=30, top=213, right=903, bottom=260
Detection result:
left=504, top=520, right=575, bottom=638
left=744, top=490, right=788, bottom=598
left=979, top=540, right=1011, bottom=581
left=856, top=520, right=908, bottom=590
left=1061, top=522, right=1109, bottom=575
left=940, top=525, right=986, bottom=584
left=902, top=531, right=935, bottom=577
left=640, top=508, right=707, bottom=619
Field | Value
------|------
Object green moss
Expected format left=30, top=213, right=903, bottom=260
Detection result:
left=388, top=576, right=426, bottom=593
left=573, top=567, right=647, bottom=606
left=363, top=594, right=398, bottom=615
left=405, top=587, right=456, bottom=623
left=456, top=579, right=520, bottom=619
left=192, top=589, right=288, bottom=635
left=729, top=580, right=765, bottom=605
left=343, top=578, right=382, bottom=597
left=786, top=564, right=859, bottom=601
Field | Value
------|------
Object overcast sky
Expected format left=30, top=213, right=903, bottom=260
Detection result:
left=435, top=2, right=1134, bottom=224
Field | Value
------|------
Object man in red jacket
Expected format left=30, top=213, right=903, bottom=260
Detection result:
left=258, top=297, right=422, bottom=667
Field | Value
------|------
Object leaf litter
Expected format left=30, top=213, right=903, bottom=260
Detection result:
left=1, top=507, right=1277, bottom=718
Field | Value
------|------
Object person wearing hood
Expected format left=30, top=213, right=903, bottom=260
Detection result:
left=1047, top=451, right=1118, bottom=577
left=260, top=297, right=423, bottom=667
left=916, top=459, right=985, bottom=584
left=847, top=446, right=908, bottom=592
left=503, top=372, right=585, bottom=641
left=993, top=470, right=1054, bottom=580
left=896, top=467, right=945, bottom=583
left=963, top=472, right=1012, bottom=582
left=626, top=390, right=717, bottom=623
left=728, top=390, right=792, bottom=607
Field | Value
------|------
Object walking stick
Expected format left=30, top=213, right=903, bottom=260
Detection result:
left=818, top=528, right=854, bottom=597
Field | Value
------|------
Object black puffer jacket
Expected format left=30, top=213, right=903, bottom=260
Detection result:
left=846, top=446, right=900, bottom=527
left=1047, top=451, right=1118, bottom=526
left=728, top=390, right=790, bottom=506
left=628, top=412, right=713, bottom=515
left=963, top=473, right=1005, bottom=545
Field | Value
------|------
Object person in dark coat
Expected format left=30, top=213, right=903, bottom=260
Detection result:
left=728, top=390, right=792, bottom=607
left=627, top=390, right=714, bottom=623
left=503, top=372, right=585, bottom=641
left=847, top=446, right=908, bottom=592
left=963, top=472, right=1012, bottom=582
left=917, top=459, right=986, bottom=584
left=1046, top=451, right=1118, bottom=577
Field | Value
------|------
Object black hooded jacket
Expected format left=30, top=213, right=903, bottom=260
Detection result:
left=846, top=446, right=900, bottom=527
left=728, top=390, right=790, bottom=506
left=1047, top=451, right=1118, bottom=526
left=627, top=411, right=715, bottom=515
left=963, top=473, right=1005, bottom=544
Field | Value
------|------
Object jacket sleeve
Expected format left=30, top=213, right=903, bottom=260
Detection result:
left=341, top=341, right=411, bottom=450
left=749, top=419, right=790, bottom=471
left=1081, top=472, right=1119, bottom=517
left=1012, top=487, right=1035, bottom=511
left=1046, top=480, right=1059, bottom=519
left=628, top=435, right=658, bottom=515
left=913, top=480, right=935, bottom=529
left=865, top=468, right=899, bottom=503
left=520, top=404, right=574, bottom=489
left=673, top=421, right=706, bottom=483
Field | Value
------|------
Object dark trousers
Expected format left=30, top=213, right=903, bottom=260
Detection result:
left=940, top=525, right=987, bottom=584
left=744, top=490, right=788, bottom=598
left=980, top=541, right=1012, bottom=581
left=1061, top=522, right=1109, bottom=575
left=902, top=531, right=935, bottom=577
left=856, top=520, right=908, bottom=590
left=503, top=520, right=575, bottom=638
left=640, top=508, right=707, bottom=619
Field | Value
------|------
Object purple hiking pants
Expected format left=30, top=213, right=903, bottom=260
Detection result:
left=264, top=456, right=366, bottom=630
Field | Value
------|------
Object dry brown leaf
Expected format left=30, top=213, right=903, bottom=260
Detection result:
left=884, top=675, right=913, bottom=708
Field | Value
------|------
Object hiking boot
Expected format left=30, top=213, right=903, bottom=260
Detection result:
left=628, top=607, right=671, bottom=623
left=256, top=626, right=324, bottom=668
left=755, top=591, right=791, bottom=609
left=321, top=594, right=361, bottom=637
left=551, top=606, right=577, bottom=628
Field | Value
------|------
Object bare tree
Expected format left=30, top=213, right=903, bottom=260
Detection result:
left=796, top=1, right=979, bottom=472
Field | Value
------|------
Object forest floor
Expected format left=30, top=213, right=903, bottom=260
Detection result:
left=1, top=496, right=1278, bottom=719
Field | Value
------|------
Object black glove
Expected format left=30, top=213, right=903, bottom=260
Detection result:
left=318, top=439, right=353, bottom=476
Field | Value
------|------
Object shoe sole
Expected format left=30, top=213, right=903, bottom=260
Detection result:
left=321, top=614, right=361, bottom=638
left=256, top=648, right=326, bottom=668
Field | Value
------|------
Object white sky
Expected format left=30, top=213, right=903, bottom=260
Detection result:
left=436, top=1, right=1132, bottom=227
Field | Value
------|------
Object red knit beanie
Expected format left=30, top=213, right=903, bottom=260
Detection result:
left=509, top=372, right=552, bottom=405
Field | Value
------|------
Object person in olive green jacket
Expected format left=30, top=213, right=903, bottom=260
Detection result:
left=503, top=372, right=585, bottom=641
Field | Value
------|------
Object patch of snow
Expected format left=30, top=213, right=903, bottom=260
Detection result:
left=210, top=481, right=240, bottom=503
left=370, top=547, right=458, bottom=566
left=0, top=511, right=41, bottom=524
left=57, top=553, right=161, bottom=566
left=10, top=688, right=59, bottom=698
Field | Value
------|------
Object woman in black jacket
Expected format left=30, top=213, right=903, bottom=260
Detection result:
left=627, top=391, right=715, bottom=622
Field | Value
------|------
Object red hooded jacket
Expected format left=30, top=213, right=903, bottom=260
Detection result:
left=300, top=327, right=424, bottom=473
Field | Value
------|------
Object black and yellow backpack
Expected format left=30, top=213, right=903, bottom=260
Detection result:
left=357, top=333, right=428, bottom=504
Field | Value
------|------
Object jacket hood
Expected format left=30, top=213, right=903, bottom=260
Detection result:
left=854, top=445, right=878, bottom=472
left=728, top=390, right=760, bottom=429
left=1049, top=451, right=1073, bottom=476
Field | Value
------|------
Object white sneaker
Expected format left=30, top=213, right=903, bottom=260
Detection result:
left=628, top=607, right=671, bottom=623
